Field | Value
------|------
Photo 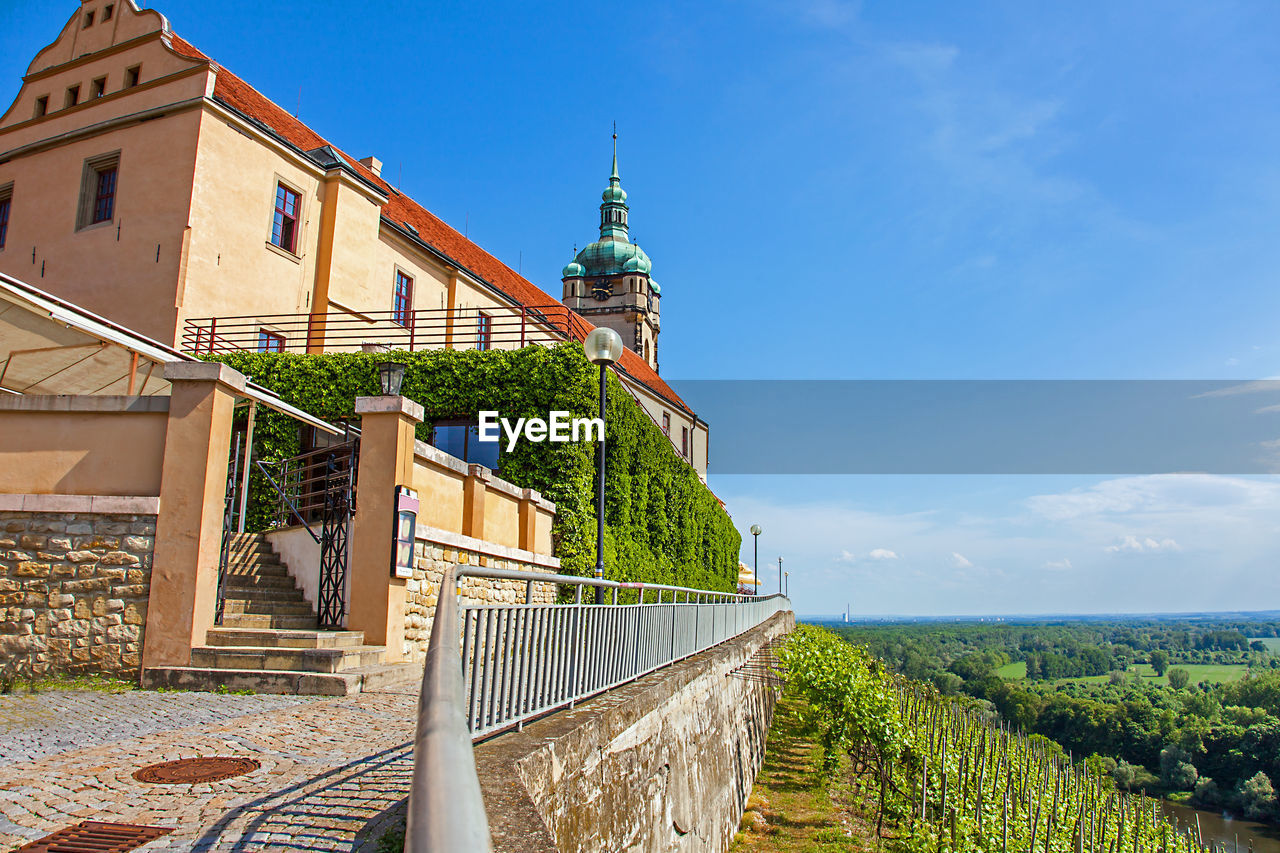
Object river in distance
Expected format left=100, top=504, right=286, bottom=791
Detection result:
left=1160, top=800, right=1280, bottom=852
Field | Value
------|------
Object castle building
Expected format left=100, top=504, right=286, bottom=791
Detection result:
left=0, top=0, right=709, bottom=478
left=560, top=140, right=661, bottom=372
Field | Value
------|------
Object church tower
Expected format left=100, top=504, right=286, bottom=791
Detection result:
left=561, top=135, right=661, bottom=371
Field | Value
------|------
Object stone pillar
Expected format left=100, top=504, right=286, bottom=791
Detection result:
left=349, top=395, right=423, bottom=660
left=462, top=464, right=490, bottom=540
left=141, top=362, right=244, bottom=669
left=518, top=488, right=538, bottom=552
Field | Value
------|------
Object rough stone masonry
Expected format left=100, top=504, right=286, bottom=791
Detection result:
left=0, top=511, right=155, bottom=678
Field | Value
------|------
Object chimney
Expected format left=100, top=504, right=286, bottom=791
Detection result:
left=359, top=156, right=382, bottom=177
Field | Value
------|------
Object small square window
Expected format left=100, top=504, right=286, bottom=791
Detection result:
left=393, top=271, right=413, bottom=326
left=77, top=152, right=120, bottom=230
left=65, top=85, right=80, bottom=108
left=83, top=10, right=95, bottom=27
left=0, top=186, right=12, bottom=251
left=103, top=4, right=114, bottom=21
left=270, top=182, right=300, bottom=253
left=476, top=312, right=492, bottom=351
left=92, top=77, right=106, bottom=99
left=125, top=66, right=140, bottom=88
left=34, top=96, right=48, bottom=118
left=257, top=330, right=285, bottom=353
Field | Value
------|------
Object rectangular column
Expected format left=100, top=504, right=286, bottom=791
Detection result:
left=349, top=395, right=423, bottom=660
left=141, top=362, right=245, bottom=668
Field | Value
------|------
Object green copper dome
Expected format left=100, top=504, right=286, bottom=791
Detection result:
left=572, top=240, right=651, bottom=277
left=561, top=136, right=656, bottom=280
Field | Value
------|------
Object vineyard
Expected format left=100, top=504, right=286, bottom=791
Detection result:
left=777, top=626, right=1248, bottom=852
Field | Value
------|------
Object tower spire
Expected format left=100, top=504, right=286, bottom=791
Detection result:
left=611, top=121, right=619, bottom=182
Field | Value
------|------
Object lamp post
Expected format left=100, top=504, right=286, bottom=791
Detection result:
left=583, top=327, right=623, bottom=604
left=377, top=361, right=406, bottom=396
left=749, top=524, right=762, bottom=596
left=784, top=571, right=789, bottom=598
left=778, top=555, right=783, bottom=596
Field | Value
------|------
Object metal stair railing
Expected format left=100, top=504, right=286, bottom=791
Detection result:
left=405, top=563, right=792, bottom=852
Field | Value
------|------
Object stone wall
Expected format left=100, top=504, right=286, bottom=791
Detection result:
left=0, top=509, right=155, bottom=679
left=402, top=533, right=558, bottom=661
left=473, top=609, right=794, bottom=853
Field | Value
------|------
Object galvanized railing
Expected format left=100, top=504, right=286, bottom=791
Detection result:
left=406, top=563, right=792, bottom=852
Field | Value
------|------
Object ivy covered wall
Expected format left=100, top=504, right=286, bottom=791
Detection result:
left=213, top=345, right=739, bottom=592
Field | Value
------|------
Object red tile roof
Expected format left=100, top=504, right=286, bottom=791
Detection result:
left=164, top=32, right=693, bottom=417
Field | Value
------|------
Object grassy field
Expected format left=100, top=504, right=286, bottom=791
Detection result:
left=996, top=661, right=1026, bottom=679
left=1128, top=662, right=1249, bottom=685
left=731, top=695, right=884, bottom=852
left=994, top=660, right=1248, bottom=686
left=1250, top=637, right=1280, bottom=653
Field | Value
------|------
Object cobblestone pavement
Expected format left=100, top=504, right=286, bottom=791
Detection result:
left=0, top=684, right=419, bottom=852
left=0, top=690, right=323, bottom=764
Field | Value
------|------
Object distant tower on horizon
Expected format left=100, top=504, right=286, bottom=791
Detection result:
left=561, top=130, right=662, bottom=371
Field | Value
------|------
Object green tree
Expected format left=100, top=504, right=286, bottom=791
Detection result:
left=1150, top=649, right=1170, bottom=676
left=1112, top=759, right=1139, bottom=791
left=1161, top=745, right=1199, bottom=790
left=1235, top=771, right=1275, bottom=820
left=1167, top=667, right=1191, bottom=690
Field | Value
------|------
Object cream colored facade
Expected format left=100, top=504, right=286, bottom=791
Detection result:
left=0, top=0, right=709, bottom=478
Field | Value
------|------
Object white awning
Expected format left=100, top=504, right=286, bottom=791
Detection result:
left=0, top=272, right=339, bottom=434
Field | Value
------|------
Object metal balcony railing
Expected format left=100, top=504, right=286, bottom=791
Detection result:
left=181, top=304, right=593, bottom=355
left=405, top=563, right=792, bottom=852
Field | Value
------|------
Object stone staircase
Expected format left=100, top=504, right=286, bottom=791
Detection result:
left=142, top=533, right=420, bottom=695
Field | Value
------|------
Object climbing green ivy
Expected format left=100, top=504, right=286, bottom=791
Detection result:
left=212, top=345, right=739, bottom=592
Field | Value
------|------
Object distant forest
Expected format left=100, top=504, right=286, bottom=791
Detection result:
left=819, top=617, right=1280, bottom=823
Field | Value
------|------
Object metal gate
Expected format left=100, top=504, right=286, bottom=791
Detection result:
left=213, top=431, right=244, bottom=626
left=316, top=448, right=356, bottom=629
left=251, top=435, right=360, bottom=630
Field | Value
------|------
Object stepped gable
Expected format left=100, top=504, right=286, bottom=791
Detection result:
left=165, top=32, right=692, bottom=417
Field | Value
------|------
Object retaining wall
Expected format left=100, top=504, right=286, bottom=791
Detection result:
left=474, top=609, right=793, bottom=852
left=403, top=528, right=559, bottom=661
left=0, top=497, right=158, bottom=678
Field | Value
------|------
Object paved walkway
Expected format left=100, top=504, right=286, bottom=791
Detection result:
left=0, top=684, right=420, bottom=852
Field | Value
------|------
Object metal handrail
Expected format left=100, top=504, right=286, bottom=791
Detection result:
left=406, top=564, right=492, bottom=852
left=253, top=459, right=320, bottom=542
left=406, top=564, right=792, bottom=852
left=181, top=303, right=593, bottom=355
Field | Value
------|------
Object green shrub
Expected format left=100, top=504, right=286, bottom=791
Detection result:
left=211, top=346, right=739, bottom=591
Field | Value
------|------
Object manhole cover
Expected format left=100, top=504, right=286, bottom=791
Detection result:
left=16, top=820, right=172, bottom=852
left=132, top=756, right=260, bottom=784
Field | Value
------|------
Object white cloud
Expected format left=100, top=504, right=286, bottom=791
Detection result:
left=869, top=548, right=900, bottom=561
left=1044, top=558, right=1073, bottom=571
left=838, top=549, right=858, bottom=562
left=1104, top=536, right=1182, bottom=554
left=1027, top=474, right=1280, bottom=521
left=951, top=552, right=973, bottom=568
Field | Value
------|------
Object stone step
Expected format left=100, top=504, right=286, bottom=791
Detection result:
left=221, top=599, right=315, bottom=616
left=221, top=586, right=310, bottom=603
left=222, top=574, right=299, bottom=591
left=141, top=661, right=422, bottom=696
left=205, top=628, right=365, bottom=649
left=190, top=644, right=386, bottom=673
left=222, top=555, right=288, bottom=568
left=218, top=613, right=319, bottom=630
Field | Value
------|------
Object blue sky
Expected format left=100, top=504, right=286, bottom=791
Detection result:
left=6, top=1, right=1280, bottom=615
